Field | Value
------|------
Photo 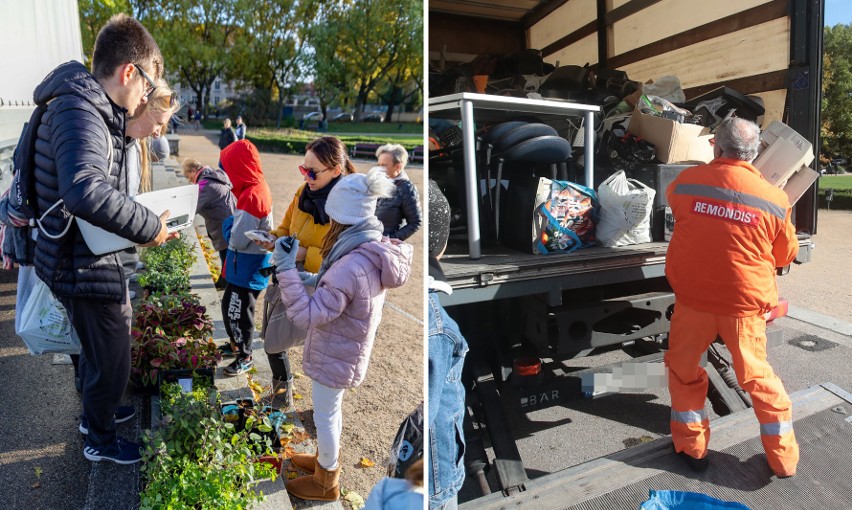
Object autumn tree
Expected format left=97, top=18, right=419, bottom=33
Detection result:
left=822, top=24, right=852, bottom=160
left=310, top=0, right=422, bottom=122
left=140, top=0, right=246, bottom=118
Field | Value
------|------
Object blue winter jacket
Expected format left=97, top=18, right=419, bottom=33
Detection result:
left=220, top=140, right=272, bottom=290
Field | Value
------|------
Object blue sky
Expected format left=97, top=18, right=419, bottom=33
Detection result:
left=825, top=0, right=852, bottom=26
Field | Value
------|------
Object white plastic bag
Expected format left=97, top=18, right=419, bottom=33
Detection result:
left=16, top=268, right=81, bottom=355
left=596, top=171, right=656, bottom=247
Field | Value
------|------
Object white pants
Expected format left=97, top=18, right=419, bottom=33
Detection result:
left=312, top=380, right=345, bottom=470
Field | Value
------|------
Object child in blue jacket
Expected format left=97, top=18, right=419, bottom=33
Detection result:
left=219, top=140, right=273, bottom=376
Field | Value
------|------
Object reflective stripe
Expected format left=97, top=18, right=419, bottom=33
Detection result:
left=671, top=409, right=707, bottom=424
left=760, top=420, right=793, bottom=436
left=674, top=183, right=786, bottom=220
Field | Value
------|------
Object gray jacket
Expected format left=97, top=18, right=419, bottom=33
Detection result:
left=196, top=165, right=236, bottom=251
left=375, top=171, right=422, bottom=241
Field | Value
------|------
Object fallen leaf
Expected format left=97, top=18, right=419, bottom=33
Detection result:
left=343, top=489, right=365, bottom=509
left=287, top=471, right=298, bottom=479
left=34, top=467, right=42, bottom=478
left=359, top=457, right=375, bottom=468
left=290, top=430, right=311, bottom=443
left=280, top=423, right=295, bottom=434
left=294, top=372, right=305, bottom=379
left=293, top=393, right=303, bottom=400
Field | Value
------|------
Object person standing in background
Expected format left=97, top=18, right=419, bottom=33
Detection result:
left=182, top=158, right=236, bottom=290
left=235, top=115, right=247, bottom=140
left=219, top=118, right=237, bottom=150
left=374, top=144, right=422, bottom=241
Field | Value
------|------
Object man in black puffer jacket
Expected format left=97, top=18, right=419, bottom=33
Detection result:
left=31, top=14, right=171, bottom=465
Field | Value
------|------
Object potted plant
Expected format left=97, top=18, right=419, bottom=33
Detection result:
left=141, top=382, right=277, bottom=509
left=133, top=296, right=214, bottom=340
left=130, top=331, right=221, bottom=391
left=138, top=237, right=195, bottom=296
left=129, top=294, right=219, bottom=391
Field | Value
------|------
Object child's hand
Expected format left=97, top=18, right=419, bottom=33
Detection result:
left=298, top=271, right=318, bottom=287
left=272, top=236, right=300, bottom=270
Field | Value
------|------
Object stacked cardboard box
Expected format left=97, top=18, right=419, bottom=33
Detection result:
left=752, top=121, right=819, bottom=205
left=628, top=108, right=714, bottom=164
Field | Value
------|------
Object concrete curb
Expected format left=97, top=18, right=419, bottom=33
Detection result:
left=787, top=304, right=852, bottom=337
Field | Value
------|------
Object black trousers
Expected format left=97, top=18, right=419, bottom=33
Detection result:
left=266, top=350, right=293, bottom=382
left=221, top=283, right=260, bottom=359
left=60, top=291, right=132, bottom=448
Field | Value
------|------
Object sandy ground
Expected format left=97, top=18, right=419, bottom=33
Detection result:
left=178, top=131, right=425, bottom=503
left=777, top=208, right=852, bottom=319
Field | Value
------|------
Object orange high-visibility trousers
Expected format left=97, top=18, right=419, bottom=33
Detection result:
left=664, top=301, right=799, bottom=477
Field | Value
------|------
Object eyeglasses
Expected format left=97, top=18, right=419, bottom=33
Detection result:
left=299, top=165, right=333, bottom=180
left=133, top=63, right=157, bottom=98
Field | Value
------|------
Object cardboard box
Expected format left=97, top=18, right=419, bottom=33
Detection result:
left=628, top=108, right=714, bottom=164
left=782, top=165, right=820, bottom=205
left=752, top=121, right=814, bottom=187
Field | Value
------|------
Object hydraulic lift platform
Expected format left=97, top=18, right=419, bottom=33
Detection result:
left=462, top=383, right=852, bottom=510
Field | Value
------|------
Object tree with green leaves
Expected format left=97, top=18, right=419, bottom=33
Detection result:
left=822, top=24, right=852, bottom=161
left=140, top=0, right=246, bottom=118
left=78, top=0, right=131, bottom=63
left=240, top=0, right=318, bottom=127
left=310, top=0, right=422, bottom=122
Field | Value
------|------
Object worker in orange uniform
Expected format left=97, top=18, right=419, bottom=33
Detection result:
left=664, top=117, right=799, bottom=477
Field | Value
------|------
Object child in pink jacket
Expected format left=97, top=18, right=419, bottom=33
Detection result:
left=271, top=167, right=413, bottom=502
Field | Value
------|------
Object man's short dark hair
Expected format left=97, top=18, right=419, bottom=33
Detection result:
left=91, top=14, right=163, bottom=80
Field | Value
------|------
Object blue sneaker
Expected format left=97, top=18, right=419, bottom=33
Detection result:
left=224, top=356, right=254, bottom=377
left=79, top=406, right=136, bottom=435
left=83, top=436, right=142, bottom=465
left=217, top=343, right=238, bottom=358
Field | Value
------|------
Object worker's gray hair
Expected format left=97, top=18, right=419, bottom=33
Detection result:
left=715, top=118, right=761, bottom=162
left=376, top=143, right=409, bottom=168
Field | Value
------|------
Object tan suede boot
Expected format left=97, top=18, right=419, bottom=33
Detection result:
left=289, top=453, right=317, bottom=474
left=286, top=460, right=341, bottom=501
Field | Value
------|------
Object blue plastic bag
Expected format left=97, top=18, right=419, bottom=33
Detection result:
left=639, top=490, right=751, bottom=510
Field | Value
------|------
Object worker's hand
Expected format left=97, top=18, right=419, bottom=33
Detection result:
left=140, top=210, right=172, bottom=247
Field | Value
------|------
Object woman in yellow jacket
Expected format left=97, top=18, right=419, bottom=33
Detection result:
left=255, top=136, right=356, bottom=406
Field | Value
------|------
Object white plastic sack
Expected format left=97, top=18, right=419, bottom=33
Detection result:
left=641, top=76, right=685, bottom=104
left=596, top=171, right=656, bottom=247
left=16, top=267, right=81, bottom=355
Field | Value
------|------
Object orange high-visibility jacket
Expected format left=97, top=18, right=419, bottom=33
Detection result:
left=666, top=158, right=798, bottom=317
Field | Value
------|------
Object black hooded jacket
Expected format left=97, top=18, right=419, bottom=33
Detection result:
left=32, top=61, right=161, bottom=302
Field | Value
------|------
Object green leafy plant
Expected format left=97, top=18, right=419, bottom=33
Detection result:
left=138, top=237, right=195, bottom=294
left=140, top=383, right=276, bottom=509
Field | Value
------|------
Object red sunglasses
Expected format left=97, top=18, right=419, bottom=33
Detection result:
left=299, top=165, right=332, bottom=180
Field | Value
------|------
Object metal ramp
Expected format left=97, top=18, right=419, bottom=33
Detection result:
left=464, top=383, right=852, bottom=510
